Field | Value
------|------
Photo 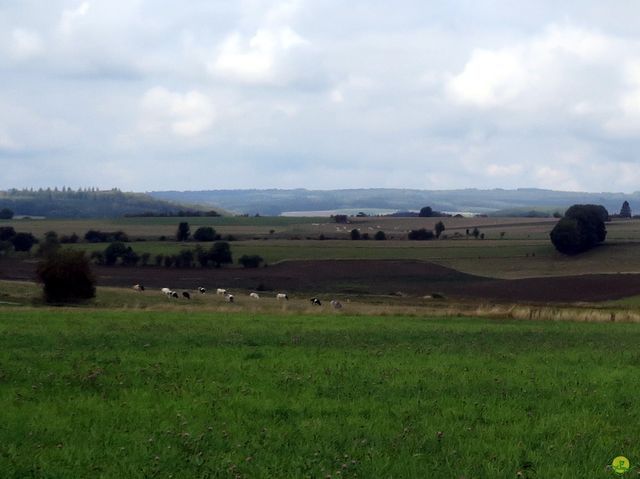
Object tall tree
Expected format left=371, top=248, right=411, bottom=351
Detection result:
left=176, top=222, right=190, bottom=241
left=620, top=201, right=632, bottom=218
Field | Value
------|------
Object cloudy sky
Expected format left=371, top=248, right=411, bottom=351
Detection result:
left=2, top=1, right=640, bottom=192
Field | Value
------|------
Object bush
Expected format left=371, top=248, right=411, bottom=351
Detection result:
left=435, top=221, right=445, bottom=238
left=104, top=241, right=128, bottom=265
left=193, top=226, right=216, bottom=242
left=60, top=233, right=79, bottom=244
left=418, top=206, right=433, bottom=217
left=238, top=254, right=264, bottom=268
left=0, top=208, right=14, bottom=219
left=84, top=230, right=129, bottom=243
left=333, top=215, right=348, bottom=224
left=11, top=232, right=37, bottom=252
left=36, top=250, right=96, bottom=303
left=374, top=231, right=386, bottom=240
left=350, top=229, right=361, bottom=240
left=408, top=228, right=434, bottom=240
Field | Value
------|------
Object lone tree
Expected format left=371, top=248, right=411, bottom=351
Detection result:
left=176, top=222, right=190, bottom=241
left=550, top=204, right=608, bottom=255
left=209, top=241, right=232, bottom=268
left=11, top=232, right=37, bottom=252
left=350, top=229, right=361, bottom=240
left=374, top=230, right=386, bottom=240
left=435, top=221, right=445, bottom=238
left=419, top=206, right=433, bottom=217
left=0, top=208, right=14, bottom=219
left=620, top=201, right=632, bottom=218
left=36, top=250, right=96, bottom=303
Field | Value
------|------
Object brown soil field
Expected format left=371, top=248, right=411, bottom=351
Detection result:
left=3, top=258, right=640, bottom=303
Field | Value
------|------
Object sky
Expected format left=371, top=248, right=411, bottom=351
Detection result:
left=2, top=1, right=640, bottom=192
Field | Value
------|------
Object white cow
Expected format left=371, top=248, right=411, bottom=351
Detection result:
left=216, top=288, right=227, bottom=295
left=161, top=287, right=171, bottom=295
left=133, top=284, right=144, bottom=292
left=225, top=293, right=235, bottom=303
left=249, top=292, right=260, bottom=299
left=330, top=300, right=343, bottom=309
left=276, top=293, right=289, bottom=301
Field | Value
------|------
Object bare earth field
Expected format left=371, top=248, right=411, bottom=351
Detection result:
left=3, top=257, right=640, bottom=303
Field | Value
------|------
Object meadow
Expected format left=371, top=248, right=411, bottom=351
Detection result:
left=0, top=306, right=638, bottom=478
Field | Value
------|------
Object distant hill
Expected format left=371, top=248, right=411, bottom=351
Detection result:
left=0, top=188, right=213, bottom=218
left=149, top=188, right=639, bottom=216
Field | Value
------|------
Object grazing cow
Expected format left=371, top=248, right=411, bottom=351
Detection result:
left=133, top=284, right=145, bottom=292
left=276, top=293, right=289, bottom=301
left=330, top=300, right=343, bottom=309
left=198, top=287, right=206, bottom=294
left=170, top=291, right=179, bottom=298
left=216, top=288, right=227, bottom=295
left=224, top=293, right=234, bottom=303
left=249, top=292, right=260, bottom=299
left=182, top=291, right=191, bottom=299
left=310, top=297, right=321, bottom=306
left=161, top=287, right=171, bottom=296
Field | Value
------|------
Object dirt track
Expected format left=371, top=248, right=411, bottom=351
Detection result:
left=2, top=258, right=639, bottom=303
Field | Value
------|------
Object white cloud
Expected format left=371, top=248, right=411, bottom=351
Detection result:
left=59, top=2, right=91, bottom=35
left=447, top=25, right=613, bottom=109
left=139, top=87, right=215, bottom=138
left=486, top=163, right=524, bottom=177
left=10, top=28, right=43, bottom=60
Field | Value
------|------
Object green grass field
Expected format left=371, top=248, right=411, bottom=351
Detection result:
left=0, top=308, right=638, bottom=478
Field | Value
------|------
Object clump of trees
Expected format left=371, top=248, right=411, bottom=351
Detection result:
left=550, top=204, right=608, bottom=255
left=36, top=250, right=96, bottom=303
left=193, top=226, right=218, bottom=241
left=84, top=230, right=129, bottom=243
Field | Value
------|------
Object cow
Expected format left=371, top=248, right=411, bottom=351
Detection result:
left=249, top=292, right=260, bottom=299
left=224, top=293, right=234, bottom=303
left=330, top=300, right=343, bottom=309
left=171, top=291, right=179, bottom=298
left=133, top=284, right=145, bottom=292
left=276, top=293, right=289, bottom=301
left=198, top=287, right=206, bottom=294
left=161, top=287, right=172, bottom=296
left=310, top=297, right=321, bottom=306
left=216, top=288, right=227, bottom=295
left=182, top=291, right=191, bottom=299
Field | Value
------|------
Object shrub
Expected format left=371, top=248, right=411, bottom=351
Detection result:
left=374, top=231, right=386, bottom=240
left=103, top=241, right=128, bottom=265
left=193, top=226, right=216, bottom=242
left=435, top=221, right=445, bottom=238
left=418, top=206, right=433, bottom=217
left=408, top=228, right=434, bottom=240
left=84, top=230, right=129, bottom=243
left=0, top=208, right=14, bottom=219
left=36, top=250, right=96, bottom=303
left=238, top=254, right=264, bottom=268
left=350, top=229, right=361, bottom=240
left=11, top=232, right=37, bottom=252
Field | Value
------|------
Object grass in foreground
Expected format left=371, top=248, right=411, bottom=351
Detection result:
left=0, top=310, right=639, bottom=478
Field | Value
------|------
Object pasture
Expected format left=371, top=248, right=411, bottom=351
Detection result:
left=0, top=307, right=638, bottom=478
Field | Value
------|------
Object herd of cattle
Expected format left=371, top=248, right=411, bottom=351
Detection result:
left=132, top=284, right=343, bottom=309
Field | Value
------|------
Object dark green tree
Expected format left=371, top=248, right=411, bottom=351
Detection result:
left=472, top=227, right=480, bottom=239
left=374, top=230, right=386, bottom=240
left=193, top=226, right=216, bottom=241
left=0, top=226, right=16, bottom=241
left=209, top=241, right=232, bottom=267
left=419, top=206, right=433, bottom=217
left=103, top=241, right=128, bottom=265
left=408, top=228, right=434, bottom=240
left=550, top=204, right=608, bottom=254
left=620, top=201, right=632, bottom=218
left=36, top=250, right=96, bottom=303
left=176, top=222, right=190, bottom=241
left=11, top=232, right=37, bottom=252
left=350, top=229, right=361, bottom=240
left=435, top=221, right=445, bottom=238
left=0, top=208, right=14, bottom=219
